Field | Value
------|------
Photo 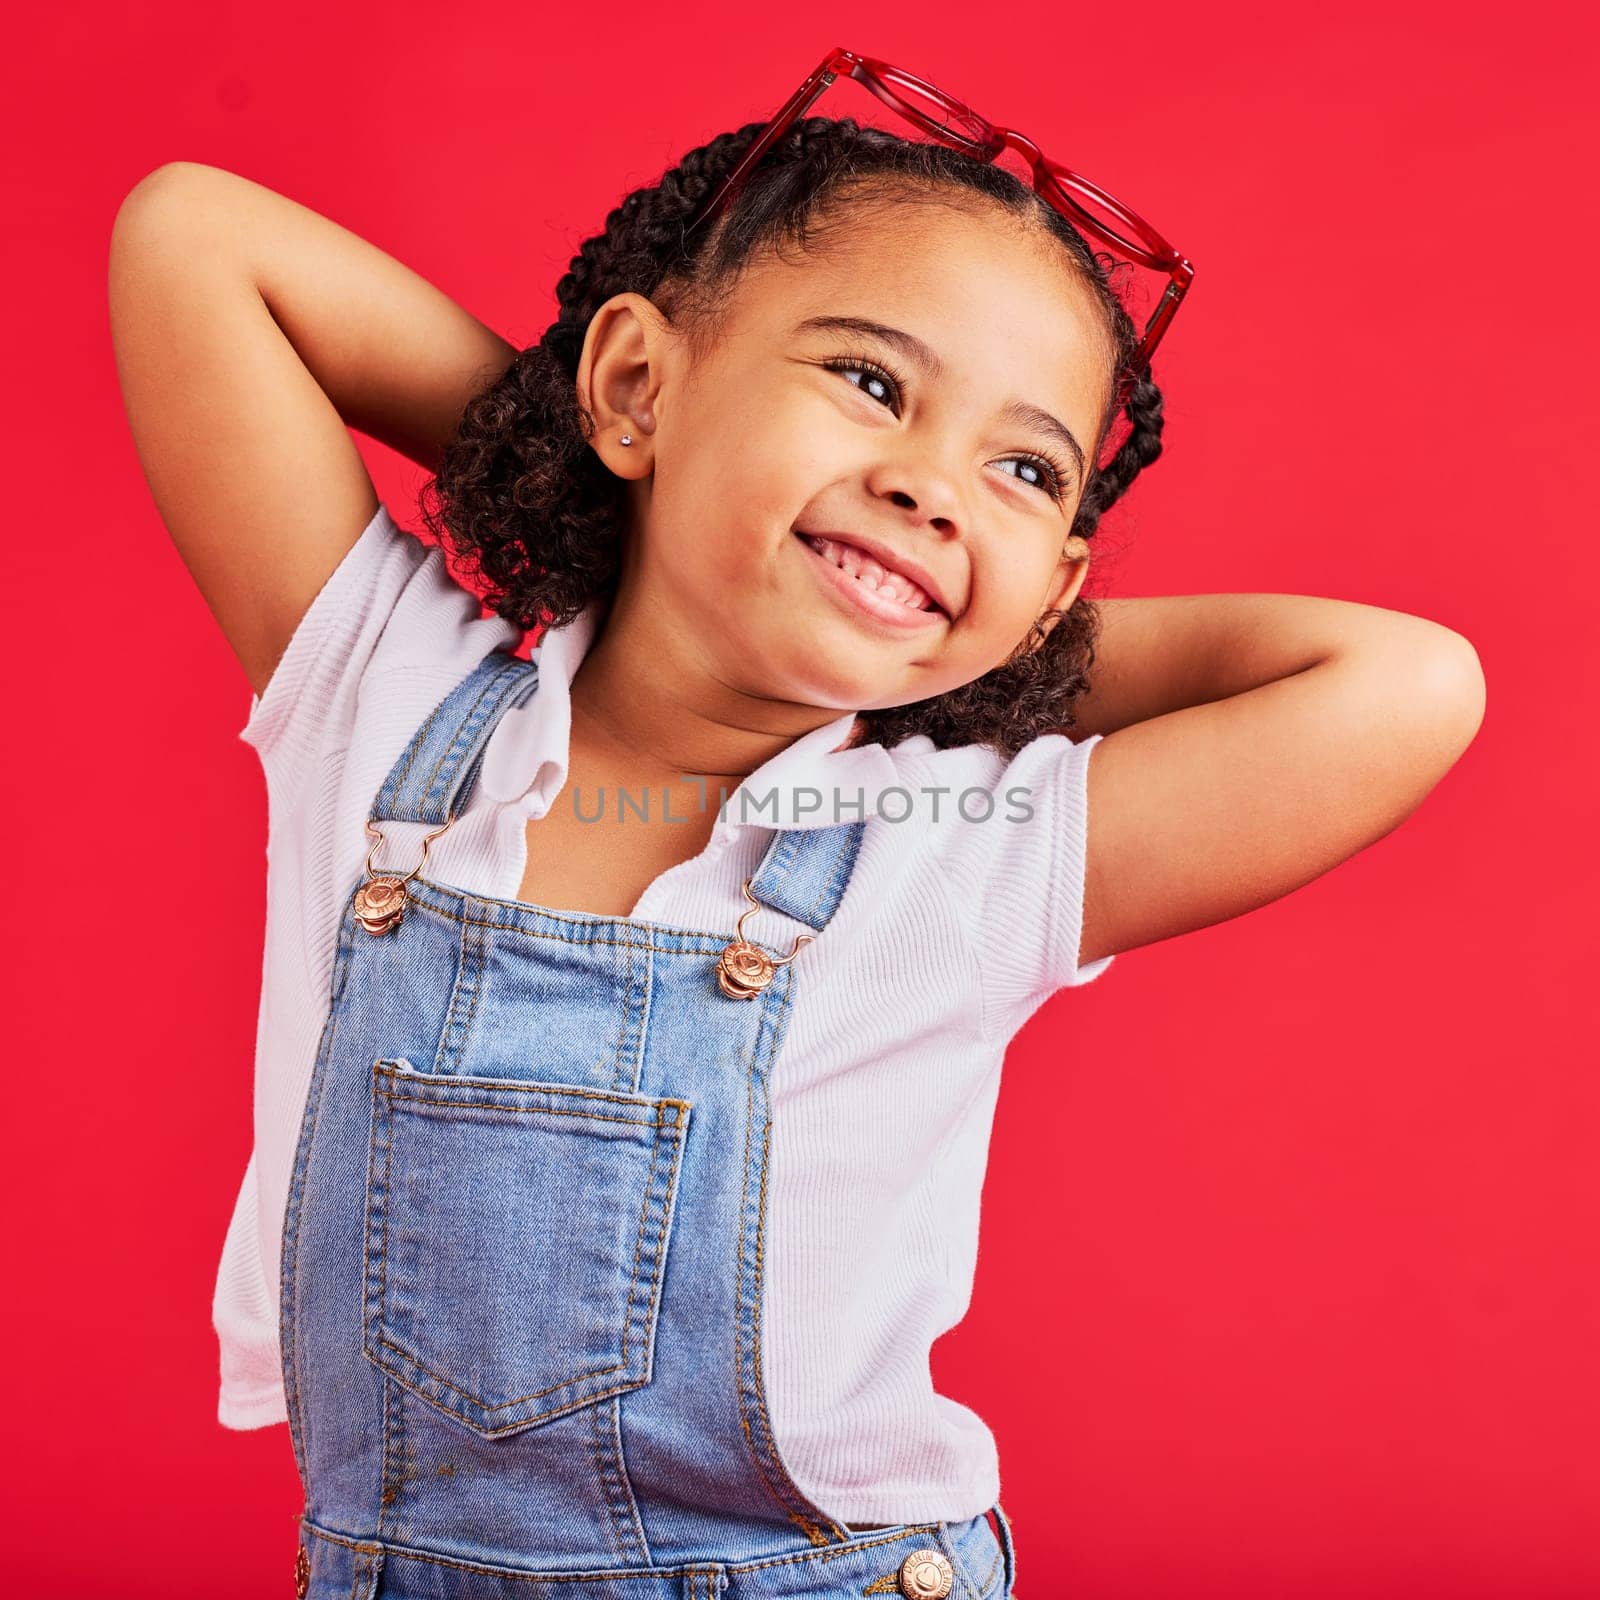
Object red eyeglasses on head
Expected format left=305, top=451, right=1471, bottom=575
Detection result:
left=682, top=47, right=1196, bottom=410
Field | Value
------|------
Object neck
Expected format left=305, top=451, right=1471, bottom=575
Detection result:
left=565, top=585, right=857, bottom=784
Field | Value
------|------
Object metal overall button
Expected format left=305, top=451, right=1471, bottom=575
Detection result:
left=715, top=878, right=814, bottom=999
left=353, top=814, right=457, bottom=935
left=897, top=1547, right=954, bottom=1599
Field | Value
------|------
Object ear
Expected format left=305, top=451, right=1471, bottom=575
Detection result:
left=575, top=293, right=675, bottom=479
left=1041, top=534, right=1093, bottom=617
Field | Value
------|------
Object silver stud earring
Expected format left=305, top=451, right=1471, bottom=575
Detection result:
left=619, top=433, right=633, bottom=446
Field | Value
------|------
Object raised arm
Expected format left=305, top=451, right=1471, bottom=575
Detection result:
left=1074, top=593, right=1487, bottom=966
left=108, top=160, right=518, bottom=699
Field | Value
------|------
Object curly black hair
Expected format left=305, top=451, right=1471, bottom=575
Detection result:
left=419, top=114, right=1167, bottom=759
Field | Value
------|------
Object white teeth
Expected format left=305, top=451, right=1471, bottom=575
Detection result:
left=806, top=535, right=936, bottom=612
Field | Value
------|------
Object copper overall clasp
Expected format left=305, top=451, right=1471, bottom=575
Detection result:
left=352, top=814, right=456, bottom=936
left=715, top=878, right=814, bottom=1000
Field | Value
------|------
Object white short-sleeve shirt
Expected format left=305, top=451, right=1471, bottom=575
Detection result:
left=214, top=501, right=1113, bottom=1524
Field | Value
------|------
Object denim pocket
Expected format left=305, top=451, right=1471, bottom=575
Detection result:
left=363, top=1057, right=690, bottom=1437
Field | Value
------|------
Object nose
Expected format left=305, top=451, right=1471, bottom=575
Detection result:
left=865, top=443, right=965, bottom=538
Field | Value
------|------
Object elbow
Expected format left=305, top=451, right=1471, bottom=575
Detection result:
left=115, top=163, right=186, bottom=226
left=111, top=165, right=183, bottom=264
left=112, top=162, right=220, bottom=244
left=110, top=164, right=226, bottom=306
left=121, top=160, right=213, bottom=205
left=1415, top=629, right=1487, bottom=755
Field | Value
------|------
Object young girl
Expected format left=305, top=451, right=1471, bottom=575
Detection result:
left=109, top=76, right=1485, bottom=1600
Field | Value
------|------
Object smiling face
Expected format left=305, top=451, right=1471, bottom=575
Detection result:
left=578, top=194, right=1115, bottom=724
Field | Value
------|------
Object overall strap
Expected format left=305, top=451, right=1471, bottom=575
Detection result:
left=370, top=647, right=541, bottom=826
left=745, top=819, right=867, bottom=933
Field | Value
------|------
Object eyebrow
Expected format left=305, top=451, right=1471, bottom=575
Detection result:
left=790, top=313, right=1087, bottom=481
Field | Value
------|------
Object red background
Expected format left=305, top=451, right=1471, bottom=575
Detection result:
left=4, top=2, right=1595, bottom=1594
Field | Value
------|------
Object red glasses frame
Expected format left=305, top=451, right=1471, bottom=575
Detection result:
left=683, top=47, right=1196, bottom=400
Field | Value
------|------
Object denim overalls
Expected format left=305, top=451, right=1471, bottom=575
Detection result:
left=279, top=644, right=1020, bottom=1599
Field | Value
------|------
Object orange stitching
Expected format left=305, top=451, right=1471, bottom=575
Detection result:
left=978, top=1544, right=1002, bottom=1596
left=372, top=1051, right=398, bottom=1384
left=619, top=1091, right=668, bottom=1368
left=374, top=1061, right=689, bottom=1112
left=734, top=996, right=758, bottom=1477
left=724, top=967, right=848, bottom=1545
left=381, top=652, right=526, bottom=820
left=381, top=1093, right=663, bottom=1126
left=585, top=1389, right=606, bottom=1546
left=448, top=906, right=488, bottom=1071
left=419, top=657, right=526, bottom=815
left=282, top=950, right=352, bottom=1483
left=728, top=1524, right=940, bottom=1574
left=804, top=821, right=858, bottom=925
left=370, top=1355, right=654, bottom=1436
left=302, top=1520, right=938, bottom=1582
left=366, top=1116, right=393, bottom=1519
left=385, top=676, right=472, bottom=803
left=586, top=1392, right=635, bottom=1561
left=752, top=971, right=849, bottom=1544
left=610, top=929, right=635, bottom=1091
left=405, top=882, right=745, bottom=950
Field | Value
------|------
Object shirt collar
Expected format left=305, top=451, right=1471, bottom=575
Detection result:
left=478, top=599, right=907, bottom=830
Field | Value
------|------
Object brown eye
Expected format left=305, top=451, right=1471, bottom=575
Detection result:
left=996, top=454, right=1070, bottom=502
left=823, top=352, right=1071, bottom=504
left=821, top=354, right=904, bottom=410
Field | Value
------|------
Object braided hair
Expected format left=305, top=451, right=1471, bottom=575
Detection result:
left=419, top=115, right=1167, bottom=758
